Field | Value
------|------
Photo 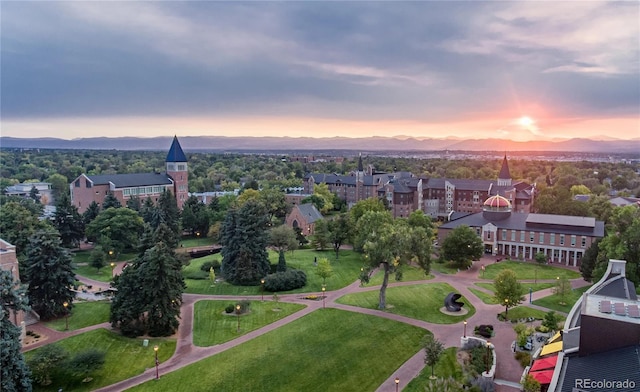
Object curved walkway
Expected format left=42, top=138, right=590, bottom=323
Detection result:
left=27, top=256, right=588, bottom=392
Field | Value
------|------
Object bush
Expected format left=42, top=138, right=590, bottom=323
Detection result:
left=474, top=324, right=494, bottom=338
left=225, top=304, right=235, bottom=314
left=200, top=260, right=221, bottom=273
left=515, top=351, right=531, bottom=368
left=264, top=269, right=307, bottom=292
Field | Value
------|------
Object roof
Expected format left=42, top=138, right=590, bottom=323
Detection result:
left=484, top=195, right=511, bottom=208
left=526, top=214, right=595, bottom=229
left=498, top=155, right=511, bottom=179
left=540, top=341, right=563, bottom=356
left=86, top=173, right=173, bottom=188
left=166, top=136, right=187, bottom=163
left=426, top=178, right=494, bottom=191
left=439, top=211, right=606, bottom=237
left=558, top=345, right=640, bottom=392
left=296, top=204, right=323, bottom=224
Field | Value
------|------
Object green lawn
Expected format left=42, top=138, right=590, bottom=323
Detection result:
left=45, top=301, right=111, bottom=331
left=25, top=329, right=175, bottom=392
left=129, top=309, right=426, bottom=392
left=178, top=236, right=216, bottom=248
left=502, top=306, right=555, bottom=322
left=475, top=282, right=556, bottom=293
left=481, top=261, right=580, bottom=280
left=532, top=285, right=591, bottom=313
left=430, top=261, right=461, bottom=275
left=404, top=347, right=464, bottom=391
left=468, top=288, right=498, bottom=304
left=73, top=249, right=136, bottom=282
left=193, top=300, right=306, bottom=346
left=336, top=283, right=476, bottom=324
left=365, top=264, right=433, bottom=286
left=184, top=249, right=366, bottom=295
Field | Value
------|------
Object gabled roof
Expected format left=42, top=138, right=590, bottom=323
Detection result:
left=296, top=203, right=323, bottom=223
left=86, top=173, right=173, bottom=188
left=166, top=136, right=187, bottom=163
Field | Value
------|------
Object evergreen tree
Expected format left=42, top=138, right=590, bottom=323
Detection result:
left=24, top=228, right=76, bottom=320
left=220, top=200, right=270, bottom=285
left=181, top=195, right=209, bottom=237
left=110, top=265, right=145, bottom=337
left=102, top=192, right=122, bottom=209
left=89, top=245, right=107, bottom=272
left=52, top=192, right=85, bottom=248
left=579, top=240, right=600, bottom=282
left=0, top=270, right=33, bottom=392
left=140, top=197, right=155, bottom=224
left=126, top=195, right=142, bottom=211
left=82, top=201, right=100, bottom=226
left=277, top=249, right=287, bottom=272
left=29, top=186, right=40, bottom=203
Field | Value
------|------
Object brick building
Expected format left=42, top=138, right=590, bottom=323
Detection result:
left=70, top=136, right=188, bottom=213
left=0, top=239, right=25, bottom=333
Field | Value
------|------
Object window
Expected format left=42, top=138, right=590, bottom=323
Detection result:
left=502, top=230, right=507, bottom=241
left=520, top=231, right=525, bottom=242
left=512, top=230, right=516, bottom=241
left=560, top=235, right=565, bottom=246
left=550, top=234, right=555, bottom=245
left=581, top=236, right=587, bottom=247
left=571, top=235, right=576, bottom=247
left=487, top=231, right=491, bottom=240
left=539, top=233, right=544, bottom=244
left=75, top=179, right=81, bottom=187
left=530, top=232, right=534, bottom=243
left=85, top=180, right=92, bottom=188
left=124, top=189, right=130, bottom=196
left=168, top=164, right=175, bottom=171
left=146, top=187, right=153, bottom=194
left=178, top=164, right=186, bottom=171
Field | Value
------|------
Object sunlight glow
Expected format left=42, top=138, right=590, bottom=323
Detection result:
left=518, top=116, right=535, bottom=127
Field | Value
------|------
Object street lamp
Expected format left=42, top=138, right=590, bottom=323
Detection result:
left=485, top=340, right=490, bottom=374
left=463, top=320, right=467, bottom=338
left=236, top=304, right=241, bottom=332
left=63, top=301, right=69, bottom=330
left=110, top=262, right=115, bottom=277
left=154, top=345, right=159, bottom=380
left=260, top=279, right=265, bottom=301
left=395, top=377, right=400, bottom=392
left=529, top=287, right=533, bottom=304
left=321, top=286, right=326, bottom=309
left=504, top=298, right=509, bottom=318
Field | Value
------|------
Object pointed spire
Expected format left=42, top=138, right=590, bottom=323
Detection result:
left=498, top=154, right=511, bottom=180
left=358, top=153, right=364, bottom=172
left=166, top=135, right=187, bottom=163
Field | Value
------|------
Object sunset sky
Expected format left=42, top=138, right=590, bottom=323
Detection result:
left=2, top=1, right=639, bottom=142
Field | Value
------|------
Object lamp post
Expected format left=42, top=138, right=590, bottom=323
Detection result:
left=236, top=304, right=241, bottom=332
left=485, top=340, right=490, bottom=374
left=63, top=301, right=69, bottom=330
left=260, top=279, right=265, bottom=301
left=529, top=287, right=533, bottom=304
left=395, top=377, right=399, bottom=392
left=154, top=345, right=159, bottom=380
left=110, top=262, right=115, bottom=277
left=504, top=298, right=509, bottom=318
left=463, top=320, right=467, bottom=338
left=321, top=286, right=326, bottom=309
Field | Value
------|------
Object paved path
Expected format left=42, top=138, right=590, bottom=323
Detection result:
left=26, top=255, right=588, bottom=392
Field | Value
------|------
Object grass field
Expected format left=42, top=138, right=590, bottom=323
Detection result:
left=25, top=329, right=175, bottom=392
left=336, top=283, right=475, bottom=324
left=129, top=309, right=427, bottom=392
left=73, top=249, right=136, bottom=282
left=475, top=282, right=556, bottom=293
left=183, top=249, right=366, bottom=295
left=468, top=288, right=498, bottom=304
left=480, top=261, right=581, bottom=280
left=365, top=264, right=433, bottom=286
left=45, top=301, right=111, bottom=331
left=178, top=236, right=216, bottom=248
left=430, top=261, right=461, bottom=275
left=404, top=347, right=464, bottom=391
left=532, top=285, right=591, bottom=313
left=193, top=300, right=306, bottom=346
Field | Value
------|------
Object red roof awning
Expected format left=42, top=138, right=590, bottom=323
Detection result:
left=529, top=370, right=554, bottom=384
left=530, top=355, right=558, bottom=372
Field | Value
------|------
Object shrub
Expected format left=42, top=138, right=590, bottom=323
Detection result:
left=225, top=304, right=235, bottom=314
left=200, top=260, right=221, bottom=273
left=66, top=349, right=106, bottom=382
left=474, top=324, right=494, bottom=338
left=515, top=351, right=532, bottom=368
left=263, top=269, right=307, bottom=292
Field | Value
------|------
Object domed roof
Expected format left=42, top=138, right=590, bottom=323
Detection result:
left=483, top=195, right=511, bottom=209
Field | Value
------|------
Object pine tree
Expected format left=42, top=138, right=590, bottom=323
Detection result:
left=53, top=192, right=85, bottom=248
left=220, top=200, right=270, bottom=285
left=24, top=228, right=76, bottom=320
left=0, top=270, right=33, bottom=392
left=102, top=192, right=122, bottom=209
left=277, top=249, right=287, bottom=272
left=82, top=201, right=100, bottom=226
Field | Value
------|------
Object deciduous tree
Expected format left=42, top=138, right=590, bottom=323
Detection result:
left=441, top=225, right=483, bottom=268
left=422, top=334, right=444, bottom=379
left=493, top=269, right=524, bottom=315
left=326, top=214, right=350, bottom=259
left=315, top=257, right=333, bottom=285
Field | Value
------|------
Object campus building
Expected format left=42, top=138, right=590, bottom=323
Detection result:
left=437, top=195, right=605, bottom=266
left=70, top=136, right=188, bottom=213
left=534, top=259, right=640, bottom=391
left=285, top=203, right=323, bottom=235
left=303, top=155, right=536, bottom=219
left=0, top=239, right=25, bottom=334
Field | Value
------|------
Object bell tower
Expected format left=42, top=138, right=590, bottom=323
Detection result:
left=166, top=136, right=188, bottom=209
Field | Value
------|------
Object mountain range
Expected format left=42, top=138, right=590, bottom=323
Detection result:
left=1, top=136, right=639, bottom=154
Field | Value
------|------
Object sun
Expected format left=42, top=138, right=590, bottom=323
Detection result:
left=518, top=116, right=535, bottom=127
